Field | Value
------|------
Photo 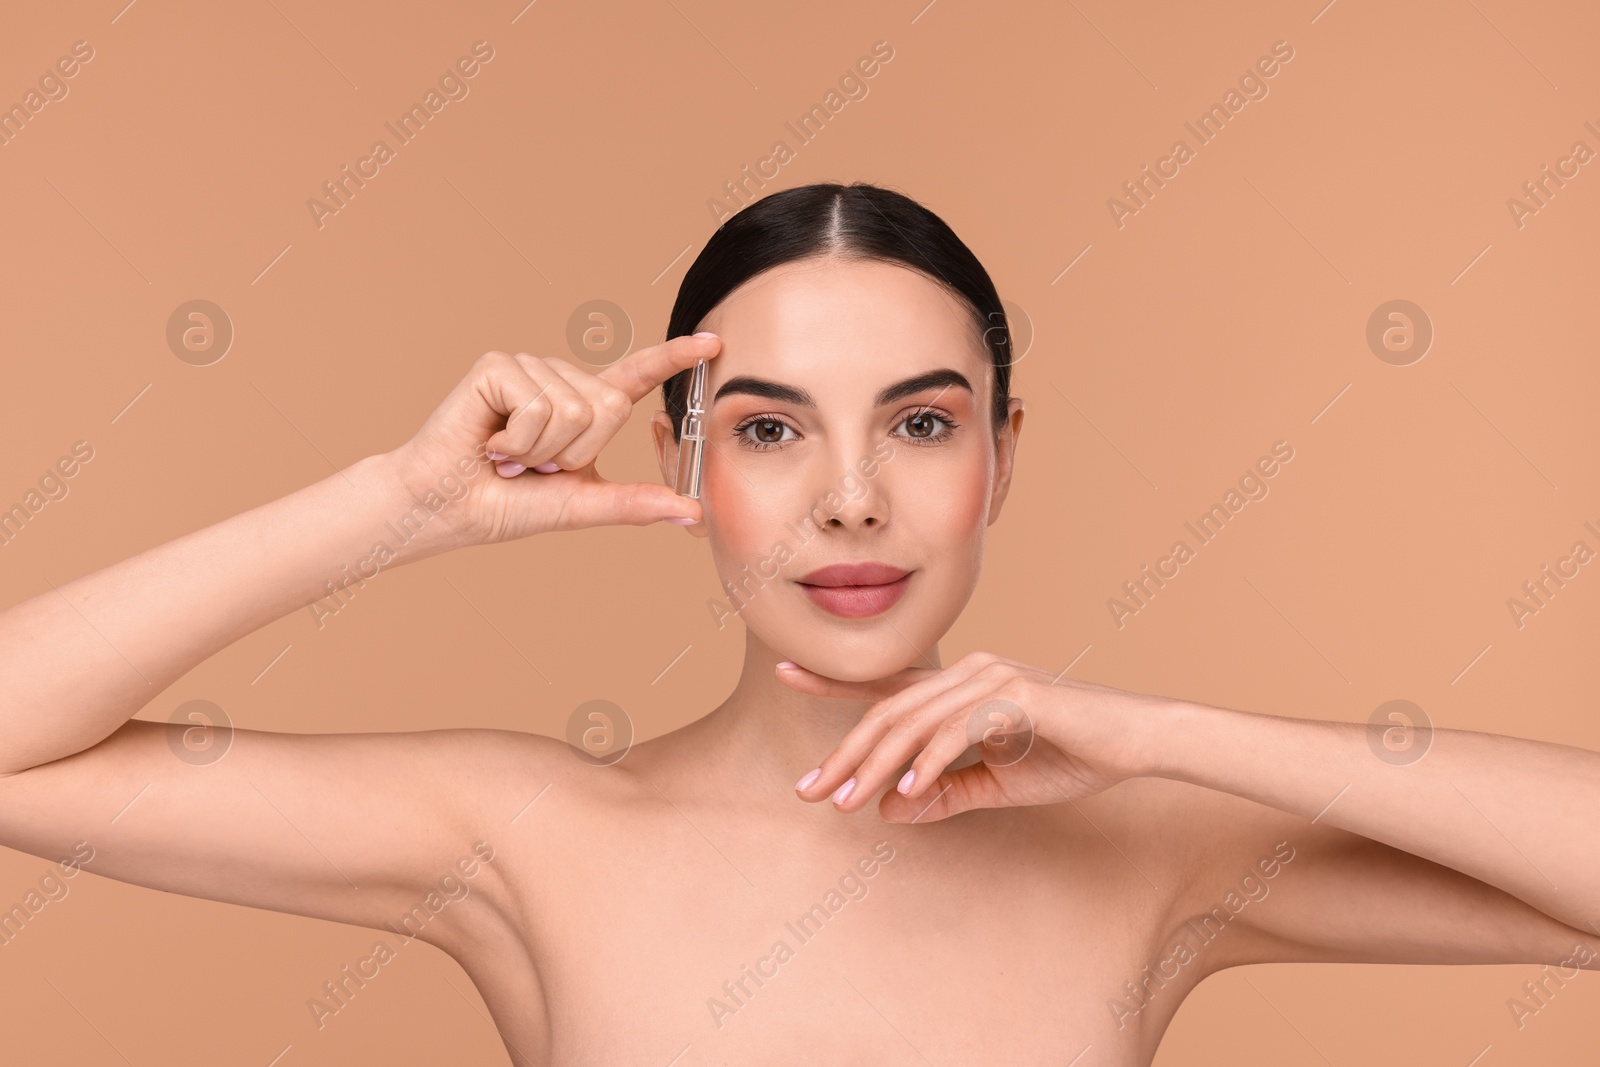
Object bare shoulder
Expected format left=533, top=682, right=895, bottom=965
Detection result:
left=1061, top=776, right=1309, bottom=940
left=443, top=724, right=659, bottom=861
left=439, top=726, right=650, bottom=836
left=1066, top=774, right=1300, bottom=873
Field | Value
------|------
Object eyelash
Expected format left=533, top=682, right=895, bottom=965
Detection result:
left=730, top=407, right=961, bottom=452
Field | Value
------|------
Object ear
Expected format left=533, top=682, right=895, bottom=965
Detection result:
left=650, top=410, right=711, bottom=538
left=986, top=397, right=1026, bottom=526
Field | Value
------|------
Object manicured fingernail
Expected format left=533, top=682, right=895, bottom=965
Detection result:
left=897, top=768, right=916, bottom=794
left=776, top=661, right=798, bottom=670
left=495, top=460, right=526, bottom=477
left=532, top=461, right=560, bottom=473
left=487, top=450, right=508, bottom=461
left=665, top=516, right=697, bottom=525
left=693, top=331, right=717, bottom=339
left=832, top=777, right=856, bottom=804
left=795, top=768, right=821, bottom=791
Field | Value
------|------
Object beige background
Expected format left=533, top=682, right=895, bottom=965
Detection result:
left=1, top=0, right=1597, bottom=1063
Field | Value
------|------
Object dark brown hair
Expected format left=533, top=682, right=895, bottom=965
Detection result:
left=661, top=182, right=1015, bottom=441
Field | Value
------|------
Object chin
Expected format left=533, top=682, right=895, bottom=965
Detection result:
left=764, top=629, right=937, bottom=683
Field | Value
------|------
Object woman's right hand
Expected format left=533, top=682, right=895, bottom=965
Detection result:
left=386, top=333, right=720, bottom=547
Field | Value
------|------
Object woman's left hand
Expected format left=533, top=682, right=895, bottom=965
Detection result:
left=781, top=651, right=1177, bottom=822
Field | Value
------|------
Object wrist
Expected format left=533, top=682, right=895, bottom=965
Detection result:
left=356, top=450, right=482, bottom=563
left=1124, top=696, right=1211, bottom=780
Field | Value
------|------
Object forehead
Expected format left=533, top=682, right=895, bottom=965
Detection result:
left=696, top=257, right=988, bottom=400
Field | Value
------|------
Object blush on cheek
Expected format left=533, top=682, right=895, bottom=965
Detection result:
left=704, top=460, right=792, bottom=567
left=928, top=455, right=991, bottom=533
left=931, top=466, right=989, bottom=586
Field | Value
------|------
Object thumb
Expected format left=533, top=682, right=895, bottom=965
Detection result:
left=557, top=478, right=703, bottom=530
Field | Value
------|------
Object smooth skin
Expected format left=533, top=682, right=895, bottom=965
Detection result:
left=1, top=257, right=1598, bottom=1066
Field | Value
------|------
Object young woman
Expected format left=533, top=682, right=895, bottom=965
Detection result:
left=2, top=182, right=1595, bottom=1065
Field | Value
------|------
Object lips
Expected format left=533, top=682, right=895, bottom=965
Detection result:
left=798, top=562, right=909, bottom=586
left=796, top=562, right=912, bottom=618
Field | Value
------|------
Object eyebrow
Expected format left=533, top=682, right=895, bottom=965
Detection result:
left=712, top=368, right=973, bottom=409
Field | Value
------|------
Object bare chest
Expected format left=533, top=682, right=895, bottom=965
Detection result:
left=464, top=802, right=1189, bottom=1066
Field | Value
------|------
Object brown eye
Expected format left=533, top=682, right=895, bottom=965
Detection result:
left=733, top=416, right=799, bottom=450
left=892, top=408, right=959, bottom=445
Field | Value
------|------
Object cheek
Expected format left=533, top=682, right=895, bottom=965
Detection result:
left=703, top=459, right=790, bottom=561
left=914, top=452, right=991, bottom=539
left=903, top=452, right=992, bottom=606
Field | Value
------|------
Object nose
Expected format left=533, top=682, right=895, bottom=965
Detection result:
left=815, top=441, right=888, bottom=530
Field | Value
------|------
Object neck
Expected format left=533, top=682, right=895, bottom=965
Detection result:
left=695, top=628, right=943, bottom=803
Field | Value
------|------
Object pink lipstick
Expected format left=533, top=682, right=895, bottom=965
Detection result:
left=795, top=562, right=912, bottom=619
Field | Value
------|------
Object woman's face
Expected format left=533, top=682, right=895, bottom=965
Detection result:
left=652, top=256, right=1024, bottom=682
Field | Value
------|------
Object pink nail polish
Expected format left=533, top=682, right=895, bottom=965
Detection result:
left=832, top=777, right=856, bottom=804
left=776, top=661, right=797, bottom=670
left=487, top=450, right=508, bottom=461
left=533, top=461, right=560, bottom=473
left=665, top=516, right=697, bottom=525
left=693, top=331, right=717, bottom=339
left=495, top=460, right=526, bottom=477
left=897, top=768, right=916, bottom=794
left=795, top=768, right=821, bottom=791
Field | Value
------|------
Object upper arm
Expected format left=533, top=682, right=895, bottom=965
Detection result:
left=1166, top=788, right=1600, bottom=975
left=0, top=720, right=556, bottom=946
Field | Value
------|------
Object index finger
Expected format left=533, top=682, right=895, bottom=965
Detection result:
left=598, top=332, right=722, bottom=403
